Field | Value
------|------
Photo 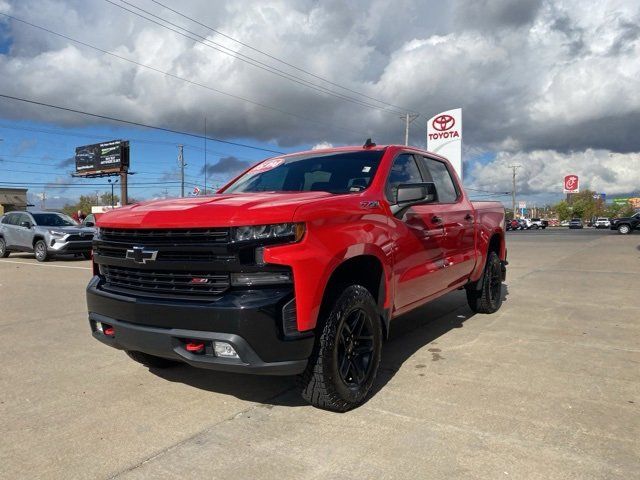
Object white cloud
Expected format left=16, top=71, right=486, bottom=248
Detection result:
left=312, top=142, right=333, bottom=150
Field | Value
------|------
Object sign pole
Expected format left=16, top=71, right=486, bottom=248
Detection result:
left=120, top=169, right=128, bottom=206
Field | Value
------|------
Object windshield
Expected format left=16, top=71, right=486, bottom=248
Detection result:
left=32, top=213, right=77, bottom=227
left=224, top=150, right=385, bottom=194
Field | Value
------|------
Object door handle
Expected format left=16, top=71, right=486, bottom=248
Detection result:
left=464, top=214, right=473, bottom=221
left=431, top=215, right=442, bottom=224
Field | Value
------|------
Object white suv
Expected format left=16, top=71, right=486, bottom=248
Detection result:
left=594, top=217, right=610, bottom=229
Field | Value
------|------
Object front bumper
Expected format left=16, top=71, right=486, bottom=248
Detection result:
left=86, top=277, right=314, bottom=375
left=50, top=239, right=92, bottom=253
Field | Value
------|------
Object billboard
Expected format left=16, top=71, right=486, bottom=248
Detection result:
left=427, top=108, right=462, bottom=180
left=563, top=174, right=579, bottom=194
left=75, top=140, right=129, bottom=176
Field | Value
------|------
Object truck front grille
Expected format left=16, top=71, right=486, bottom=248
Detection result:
left=101, top=265, right=230, bottom=299
left=100, top=227, right=228, bottom=245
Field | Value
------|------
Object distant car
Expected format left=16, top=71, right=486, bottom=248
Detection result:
left=0, top=211, right=94, bottom=261
left=569, top=218, right=583, bottom=229
left=529, top=218, right=548, bottom=229
left=594, top=217, right=611, bottom=229
left=610, top=212, right=640, bottom=234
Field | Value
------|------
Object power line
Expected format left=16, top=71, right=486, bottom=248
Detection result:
left=149, top=0, right=418, bottom=115
left=0, top=122, right=261, bottom=161
left=0, top=93, right=284, bottom=154
left=104, top=0, right=406, bottom=116
left=0, top=12, right=369, bottom=138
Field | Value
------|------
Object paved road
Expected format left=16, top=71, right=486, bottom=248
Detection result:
left=0, top=229, right=638, bottom=479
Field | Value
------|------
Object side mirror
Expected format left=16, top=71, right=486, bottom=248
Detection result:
left=84, top=221, right=95, bottom=227
left=20, top=221, right=32, bottom=229
left=396, top=182, right=437, bottom=205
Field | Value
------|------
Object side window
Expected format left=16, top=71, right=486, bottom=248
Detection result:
left=6, top=214, right=19, bottom=225
left=17, top=213, right=30, bottom=226
left=1, top=214, right=11, bottom=225
left=386, top=154, right=424, bottom=202
left=421, top=157, right=459, bottom=203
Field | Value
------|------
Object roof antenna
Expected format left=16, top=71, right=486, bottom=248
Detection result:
left=363, top=138, right=376, bottom=149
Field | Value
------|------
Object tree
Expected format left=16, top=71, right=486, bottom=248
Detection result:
left=100, top=192, right=119, bottom=207
left=62, top=195, right=96, bottom=217
left=555, top=201, right=572, bottom=221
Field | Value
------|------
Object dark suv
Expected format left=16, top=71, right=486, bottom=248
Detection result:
left=610, top=212, right=640, bottom=234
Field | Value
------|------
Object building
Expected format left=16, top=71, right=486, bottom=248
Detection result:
left=0, top=187, right=29, bottom=215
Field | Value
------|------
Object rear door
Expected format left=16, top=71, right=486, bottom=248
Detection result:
left=385, top=153, right=449, bottom=310
left=1, top=213, right=19, bottom=247
left=417, top=156, right=476, bottom=288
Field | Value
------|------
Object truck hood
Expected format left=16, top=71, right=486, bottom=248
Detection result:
left=96, top=192, right=334, bottom=228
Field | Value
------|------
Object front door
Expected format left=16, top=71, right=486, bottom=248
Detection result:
left=385, top=153, right=449, bottom=311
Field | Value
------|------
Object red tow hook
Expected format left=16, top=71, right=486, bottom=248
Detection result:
left=103, top=326, right=115, bottom=336
left=185, top=342, right=205, bottom=353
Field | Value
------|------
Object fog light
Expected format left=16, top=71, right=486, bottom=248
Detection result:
left=213, top=341, right=239, bottom=358
left=95, top=321, right=103, bottom=333
left=230, top=271, right=291, bottom=286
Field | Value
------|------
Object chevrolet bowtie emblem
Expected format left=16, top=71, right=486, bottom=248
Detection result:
left=125, top=246, right=158, bottom=264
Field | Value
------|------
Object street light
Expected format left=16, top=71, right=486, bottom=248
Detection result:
left=107, top=178, right=119, bottom=208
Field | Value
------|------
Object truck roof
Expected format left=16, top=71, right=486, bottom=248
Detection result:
left=277, top=144, right=448, bottom=162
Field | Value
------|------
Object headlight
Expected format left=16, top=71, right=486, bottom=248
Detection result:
left=49, top=230, right=67, bottom=237
left=232, top=223, right=305, bottom=243
left=93, top=226, right=101, bottom=239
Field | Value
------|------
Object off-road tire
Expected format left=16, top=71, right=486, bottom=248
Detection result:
left=300, top=285, right=382, bottom=412
left=0, top=238, right=9, bottom=258
left=126, top=350, right=180, bottom=368
left=34, top=239, right=49, bottom=262
left=466, top=251, right=503, bottom=314
left=618, top=224, right=631, bottom=235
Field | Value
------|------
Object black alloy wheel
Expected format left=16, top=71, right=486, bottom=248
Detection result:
left=337, top=308, right=375, bottom=388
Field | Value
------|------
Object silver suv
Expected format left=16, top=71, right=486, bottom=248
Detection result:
left=0, top=211, right=95, bottom=262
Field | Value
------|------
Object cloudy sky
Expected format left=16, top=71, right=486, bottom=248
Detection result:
left=0, top=0, right=639, bottom=206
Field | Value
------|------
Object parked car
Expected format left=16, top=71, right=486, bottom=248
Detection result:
left=560, top=220, right=570, bottom=227
left=0, top=211, right=94, bottom=261
left=594, top=217, right=611, bottom=229
left=529, top=218, right=548, bottom=229
left=86, top=144, right=507, bottom=411
left=610, top=212, right=640, bottom=234
left=569, top=218, right=584, bottom=229
left=507, top=218, right=520, bottom=230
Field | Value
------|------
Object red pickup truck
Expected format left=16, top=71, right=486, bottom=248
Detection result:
left=87, top=143, right=506, bottom=411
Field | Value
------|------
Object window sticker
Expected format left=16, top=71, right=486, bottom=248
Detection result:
left=251, top=158, right=284, bottom=173
left=362, top=166, right=371, bottom=173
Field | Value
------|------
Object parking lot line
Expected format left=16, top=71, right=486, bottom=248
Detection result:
left=0, top=259, right=91, bottom=270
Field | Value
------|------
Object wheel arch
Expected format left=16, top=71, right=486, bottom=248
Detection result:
left=319, top=254, right=390, bottom=339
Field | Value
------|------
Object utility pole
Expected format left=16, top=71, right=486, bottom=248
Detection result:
left=178, top=144, right=185, bottom=198
left=204, top=117, right=207, bottom=195
left=509, top=164, right=521, bottom=219
left=39, top=191, right=46, bottom=209
left=401, top=113, right=420, bottom=146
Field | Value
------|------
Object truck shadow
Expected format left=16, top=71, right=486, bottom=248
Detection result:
left=149, top=284, right=510, bottom=409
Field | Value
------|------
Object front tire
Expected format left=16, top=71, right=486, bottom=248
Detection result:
left=0, top=238, right=9, bottom=258
left=618, top=224, right=631, bottom=235
left=34, top=240, right=49, bottom=262
left=466, top=251, right=504, bottom=314
left=300, top=285, right=382, bottom=412
left=126, top=351, right=180, bottom=368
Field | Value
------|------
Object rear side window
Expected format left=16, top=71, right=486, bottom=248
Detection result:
left=4, top=213, right=19, bottom=225
left=386, top=154, right=424, bottom=202
left=421, top=157, right=459, bottom=203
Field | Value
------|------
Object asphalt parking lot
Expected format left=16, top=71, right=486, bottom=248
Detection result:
left=0, top=228, right=638, bottom=479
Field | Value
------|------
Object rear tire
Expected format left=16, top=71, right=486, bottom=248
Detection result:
left=126, top=350, right=180, bottom=368
left=466, top=251, right=504, bottom=314
left=34, top=239, right=49, bottom=262
left=618, top=224, right=631, bottom=235
left=300, top=285, right=382, bottom=412
left=0, top=238, right=9, bottom=258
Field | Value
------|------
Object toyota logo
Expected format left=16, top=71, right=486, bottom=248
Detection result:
left=432, top=115, right=455, bottom=131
